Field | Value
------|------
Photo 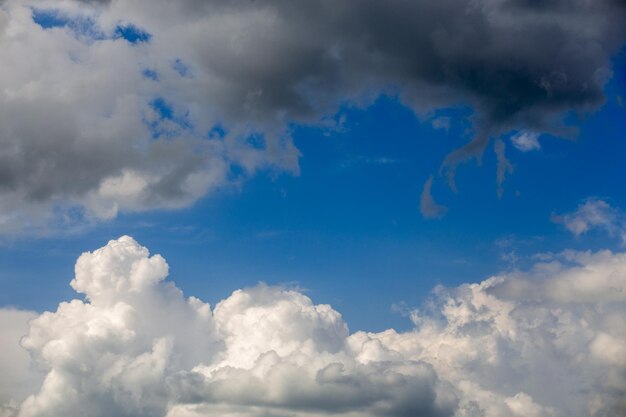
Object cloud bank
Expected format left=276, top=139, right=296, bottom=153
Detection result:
left=0, top=0, right=625, bottom=232
left=1, top=236, right=624, bottom=417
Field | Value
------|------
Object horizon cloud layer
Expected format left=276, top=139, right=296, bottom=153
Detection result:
left=0, top=236, right=624, bottom=417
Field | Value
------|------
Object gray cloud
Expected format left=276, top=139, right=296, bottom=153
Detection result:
left=0, top=0, right=625, bottom=233
left=494, top=139, right=513, bottom=198
left=420, top=175, right=448, bottom=219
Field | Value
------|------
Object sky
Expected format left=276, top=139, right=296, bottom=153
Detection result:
left=0, top=1, right=626, bottom=417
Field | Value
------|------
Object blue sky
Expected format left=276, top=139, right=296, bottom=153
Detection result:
left=2, top=51, right=624, bottom=332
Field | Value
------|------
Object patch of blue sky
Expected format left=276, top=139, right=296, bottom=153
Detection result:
left=147, top=97, right=193, bottom=139
left=142, top=68, right=159, bottom=81
left=227, top=164, right=246, bottom=181
left=114, top=24, right=152, bottom=44
left=208, top=124, right=226, bottom=139
left=610, top=47, right=626, bottom=102
left=151, top=97, right=174, bottom=119
left=31, top=8, right=71, bottom=29
left=31, top=8, right=107, bottom=40
left=32, top=9, right=152, bottom=45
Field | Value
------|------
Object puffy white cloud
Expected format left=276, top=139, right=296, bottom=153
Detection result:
left=1, top=236, right=625, bottom=417
left=1, top=0, right=625, bottom=233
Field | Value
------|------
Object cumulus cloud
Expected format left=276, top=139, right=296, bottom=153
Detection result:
left=0, top=0, right=625, bottom=233
left=552, top=198, right=626, bottom=244
left=0, top=309, right=43, bottom=414
left=0, top=236, right=624, bottom=417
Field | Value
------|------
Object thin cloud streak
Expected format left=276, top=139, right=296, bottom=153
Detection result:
left=420, top=175, right=448, bottom=219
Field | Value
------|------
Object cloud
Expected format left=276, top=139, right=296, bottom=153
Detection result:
left=431, top=116, right=451, bottom=132
left=552, top=198, right=626, bottom=243
left=494, top=139, right=514, bottom=198
left=420, top=175, right=448, bottom=219
left=0, top=0, right=624, bottom=233
left=0, top=309, right=43, bottom=413
left=1, top=236, right=624, bottom=417
left=510, top=131, right=541, bottom=152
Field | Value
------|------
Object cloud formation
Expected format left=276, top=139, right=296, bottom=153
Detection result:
left=510, top=131, right=541, bottom=152
left=0, top=309, right=42, bottom=416
left=420, top=175, right=448, bottom=219
left=552, top=198, right=626, bottom=244
left=494, top=139, right=513, bottom=198
left=1, top=236, right=624, bottom=417
left=0, top=0, right=625, bottom=232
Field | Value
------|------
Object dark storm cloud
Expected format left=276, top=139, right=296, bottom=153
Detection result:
left=178, top=0, right=626, bottom=184
left=178, top=0, right=626, bottom=126
left=0, top=0, right=625, bottom=232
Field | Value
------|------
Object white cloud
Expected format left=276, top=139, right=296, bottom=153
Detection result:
left=552, top=198, right=626, bottom=244
left=0, top=236, right=624, bottom=417
left=510, top=131, right=541, bottom=152
left=0, top=309, right=43, bottom=411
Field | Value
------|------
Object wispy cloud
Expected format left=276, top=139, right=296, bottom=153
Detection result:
left=494, top=139, right=514, bottom=198
left=254, top=230, right=284, bottom=239
left=552, top=198, right=626, bottom=244
left=420, top=175, right=448, bottom=219
left=339, top=155, right=397, bottom=170
left=431, top=116, right=451, bottom=131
